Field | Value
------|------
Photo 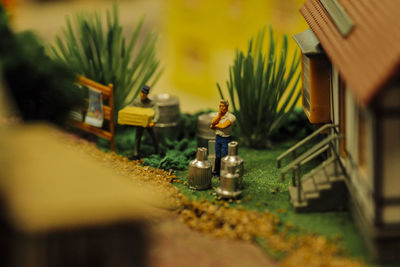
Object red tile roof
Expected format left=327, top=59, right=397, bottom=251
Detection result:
left=301, top=0, right=400, bottom=105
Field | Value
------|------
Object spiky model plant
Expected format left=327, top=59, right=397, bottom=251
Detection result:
left=50, top=4, right=162, bottom=116
left=217, top=27, right=301, bottom=149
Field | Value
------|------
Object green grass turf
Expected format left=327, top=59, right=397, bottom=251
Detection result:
left=174, top=141, right=371, bottom=263
left=97, top=130, right=372, bottom=264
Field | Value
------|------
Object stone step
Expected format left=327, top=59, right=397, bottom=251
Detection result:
left=288, top=156, right=349, bottom=212
left=289, top=177, right=348, bottom=212
left=288, top=186, right=309, bottom=212
left=301, top=159, right=346, bottom=195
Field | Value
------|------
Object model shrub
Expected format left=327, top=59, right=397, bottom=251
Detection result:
left=50, top=4, right=162, bottom=116
left=217, top=27, right=300, bottom=148
left=0, top=4, right=83, bottom=125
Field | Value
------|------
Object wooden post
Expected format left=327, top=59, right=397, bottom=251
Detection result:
left=109, top=83, right=115, bottom=152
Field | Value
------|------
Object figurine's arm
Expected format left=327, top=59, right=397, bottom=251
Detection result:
left=215, top=120, right=231, bottom=129
left=210, top=114, right=222, bottom=129
left=148, top=104, right=159, bottom=128
left=211, top=115, right=221, bottom=126
left=153, top=104, right=159, bottom=123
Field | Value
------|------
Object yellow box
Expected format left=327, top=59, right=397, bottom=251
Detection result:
left=118, top=107, right=155, bottom=127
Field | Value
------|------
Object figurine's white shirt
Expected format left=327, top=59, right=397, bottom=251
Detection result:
left=215, top=112, right=236, bottom=137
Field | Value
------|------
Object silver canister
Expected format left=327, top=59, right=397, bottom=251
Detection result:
left=151, top=93, right=180, bottom=127
left=188, top=147, right=212, bottom=190
left=216, top=165, right=242, bottom=198
left=197, top=112, right=217, bottom=147
left=221, top=141, right=244, bottom=185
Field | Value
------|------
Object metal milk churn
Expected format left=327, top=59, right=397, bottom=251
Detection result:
left=152, top=93, right=180, bottom=140
left=188, top=147, right=212, bottom=190
left=151, top=93, right=180, bottom=127
left=197, top=112, right=217, bottom=147
left=216, top=165, right=242, bottom=198
left=221, top=141, right=244, bottom=185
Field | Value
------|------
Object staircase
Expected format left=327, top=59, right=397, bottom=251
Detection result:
left=277, top=124, right=348, bottom=212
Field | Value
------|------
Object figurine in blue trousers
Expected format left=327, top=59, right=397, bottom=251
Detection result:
left=210, top=100, right=236, bottom=176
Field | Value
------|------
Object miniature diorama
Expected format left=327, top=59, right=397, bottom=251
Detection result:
left=1, top=0, right=399, bottom=266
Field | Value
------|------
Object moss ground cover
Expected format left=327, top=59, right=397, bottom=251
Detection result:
left=174, top=141, right=370, bottom=263
left=94, top=127, right=371, bottom=265
left=95, top=112, right=370, bottom=264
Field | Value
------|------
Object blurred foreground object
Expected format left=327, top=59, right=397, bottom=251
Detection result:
left=0, top=0, right=15, bottom=19
left=0, top=123, right=164, bottom=267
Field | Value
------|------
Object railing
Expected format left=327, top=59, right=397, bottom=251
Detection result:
left=284, top=135, right=342, bottom=203
left=276, top=124, right=340, bottom=204
left=280, top=134, right=341, bottom=180
left=277, top=123, right=338, bottom=169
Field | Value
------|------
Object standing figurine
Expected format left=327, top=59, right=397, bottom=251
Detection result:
left=131, top=85, right=159, bottom=159
left=210, top=100, right=236, bottom=176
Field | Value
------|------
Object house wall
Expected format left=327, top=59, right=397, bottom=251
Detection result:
left=344, top=87, right=376, bottom=225
left=376, top=81, right=400, bottom=225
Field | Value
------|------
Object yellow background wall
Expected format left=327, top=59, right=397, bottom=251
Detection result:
left=160, top=0, right=307, bottom=112
left=13, top=0, right=307, bottom=113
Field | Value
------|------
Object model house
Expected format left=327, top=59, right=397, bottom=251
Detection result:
left=278, top=0, right=400, bottom=263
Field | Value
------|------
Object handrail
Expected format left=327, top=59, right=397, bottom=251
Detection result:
left=280, top=130, right=344, bottom=205
left=280, top=134, right=342, bottom=180
left=277, top=123, right=338, bottom=168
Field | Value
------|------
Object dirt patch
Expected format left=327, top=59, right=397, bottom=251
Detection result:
left=148, top=214, right=276, bottom=267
